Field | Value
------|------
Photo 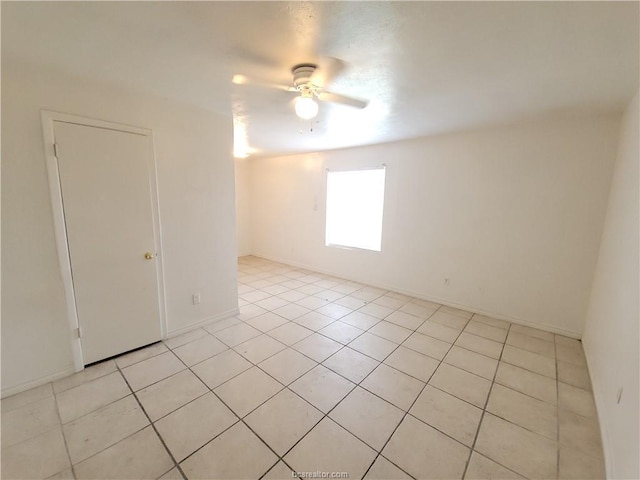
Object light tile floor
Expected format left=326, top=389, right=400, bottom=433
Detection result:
left=1, top=256, right=605, bottom=479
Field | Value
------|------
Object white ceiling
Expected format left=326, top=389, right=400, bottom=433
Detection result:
left=3, top=1, right=638, bottom=158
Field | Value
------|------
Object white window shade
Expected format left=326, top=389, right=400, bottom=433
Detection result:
left=325, top=168, right=386, bottom=251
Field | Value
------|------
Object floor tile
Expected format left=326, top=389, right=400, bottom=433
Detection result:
left=314, top=289, right=346, bottom=303
left=486, top=384, right=557, bottom=440
left=357, top=302, right=395, bottom=319
left=154, top=392, right=237, bottom=461
left=340, top=311, right=381, bottom=330
left=475, top=413, right=557, bottom=479
left=559, top=444, right=606, bottom=479
left=63, top=395, right=149, bottom=464
left=382, top=415, right=469, bottom=479
left=290, top=365, right=355, bottom=413
left=464, top=320, right=508, bottom=343
left=121, top=351, right=185, bottom=391
left=293, top=333, right=343, bottom=362
left=261, top=283, right=290, bottom=296
left=501, top=344, right=556, bottom=378
left=285, top=418, right=377, bottom=479
left=293, top=311, right=336, bottom=331
left=329, top=387, right=404, bottom=450
left=191, top=348, right=252, bottom=389
left=402, top=332, right=451, bottom=360
left=410, top=385, right=482, bottom=447
left=506, top=331, right=555, bottom=358
left=1, top=428, right=70, bottom=480
left=555, top=339, right=588, bottom=367
left=158, top=467, right=185, bottom=479
left=163, top=329, right=209, bottom=350
left=237, top=304, right=269, bottom=320
left=296, top=295, right=330, bottom=310
left=558, top=382, right=597, bottom=417
left=136, top=369, right=208, bottom=421
left=234, top=334, right=286, bottom=364
left=368, top=321, right=413, bottom=344
left=245, top=312, right=290, bottom=332
left=364, top=456, right=412, bottom=479
left=464, top=451, right=524, bottom=479
left=245, top=389, right=323, bottom=455
left=53, top=361, right=116, bottom=394
left=73, top=426, right=173, bottom=479
left=258, top=348, right=317, bottom=385
left=455, top=332, right=503, bottom=359
left=495, top=362, right=557, bottom=405
left=559, top=408, right=603, bottom=458
left=262, top=461, right=295, bottom=480
left=371, top=295, right=405, bottom=310
left=318, top=321, right=364, bottom=344
left=114, top=342, right=168, bottom=369
left=203, top=316, right=242, bottom=334
left=278, top=289, right=308, bottom=303
left=471, top=314, right=511, bottom=330
left=214, top=366, right=283, bottom=417
left=172, top=334, right=228, bottom=366
left=438, top=305, right=473, bottom=319
left=417, top=320, right=461, bottom=343
left=316, top=302, right=353, bottom=320
left=213, top=323, right=262, bottom=347
left=383, top=310, right=424, bottom=330
left=180, top=422, right=278, bottom=480
left=322, top=347, right=379, bottom=383
left=272, top=303, right=311, bottom=320
left=56, top=371, right=130, bottom=424
left=429, top=363, right=491, bottom=408
left=46, top=467, right=75, bottom=480
left=255, top=295, right=291, bottom=311
left=443, top=345, right=498, bottom=380
left=361, top=364, right=425, bottom=411
left=383, top=346, right=439, bottom=383
left=2, top=396, right=60, bottom=448
left=557, top=360, right=591, bottom=390
left=240, top=289, right=272, bottom=303
left=1, top=383, right=53, bottom=414
left=511, top=324, right=555, bottom=342
left=335, top=295, right=368, bottom=310
left=348, top=332, right=397, bottom=361
left=399, top=301, right=437, bottom=319
left=268, top=322, right=314, bottom=346
left=428, top=311, right=469, bottom=330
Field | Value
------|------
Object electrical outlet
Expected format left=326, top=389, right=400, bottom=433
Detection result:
left=192, top=293, right=201, bottom=305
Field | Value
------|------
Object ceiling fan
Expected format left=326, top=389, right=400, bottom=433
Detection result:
left=232, top=59, right=369, bottom=119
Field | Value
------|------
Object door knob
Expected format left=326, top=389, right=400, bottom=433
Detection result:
left=144, top=252, right=154, bottom=260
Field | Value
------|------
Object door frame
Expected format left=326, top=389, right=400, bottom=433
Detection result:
left=40, top=110, right=167, bottom=372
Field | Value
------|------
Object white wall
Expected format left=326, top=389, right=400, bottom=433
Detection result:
left=248, top=115, right=620, bottom=336
left=235, top=158, right=252, bottom=257
left=1, top=61, right=238, bottom=395
left=582, top=91, right=639, bottom=479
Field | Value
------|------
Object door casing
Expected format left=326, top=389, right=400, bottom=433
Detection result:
left=40, top=110, right=167, bottom=372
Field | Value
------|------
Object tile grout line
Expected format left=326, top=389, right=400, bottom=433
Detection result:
left=358, top=306, right=473, bottom=480
left=460, top=321, right=523, bottom=480
left=51, top=386, right=77, bottom=479
left=113, top=364, right=188, bottom=480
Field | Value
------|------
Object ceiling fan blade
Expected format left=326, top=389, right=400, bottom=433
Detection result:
left=310, top=57, right=346, bottom=86
left=232, top=74, right=297, bottom=92
left=317, top=91, right=368, bottom=109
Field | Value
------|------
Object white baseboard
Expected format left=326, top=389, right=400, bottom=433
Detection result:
left=250, top=252, right=582, bottom=339
left=165, top=308, right=240, bottom=338
left=1, top=366, right=76, bottom=399
left=582, top=339, right=613, bottom=478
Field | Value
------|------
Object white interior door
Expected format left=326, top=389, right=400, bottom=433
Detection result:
left=54, top=120, right=161, bottom=365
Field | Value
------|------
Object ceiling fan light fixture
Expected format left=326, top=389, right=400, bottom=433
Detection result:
left=295, top=95, right=319, bottom=119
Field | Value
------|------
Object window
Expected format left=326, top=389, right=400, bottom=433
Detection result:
left=325, top=167, right=386, bottom=251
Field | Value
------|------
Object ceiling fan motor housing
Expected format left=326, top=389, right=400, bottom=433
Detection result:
left=292, top=64, right=317, bottom=88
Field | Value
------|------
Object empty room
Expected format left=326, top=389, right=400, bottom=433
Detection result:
left=1, top=2, right=638, bottom=479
